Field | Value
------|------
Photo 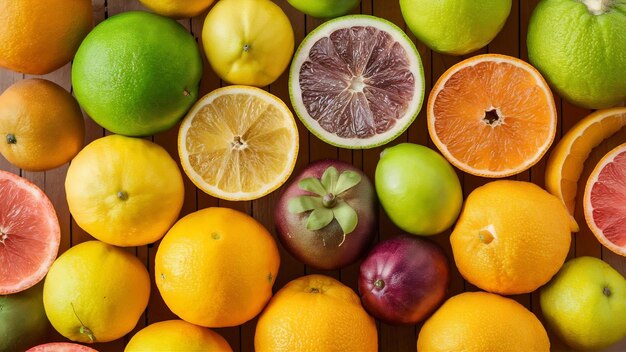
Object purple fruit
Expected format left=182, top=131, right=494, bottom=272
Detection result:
left=274, top=159, right=377, bottom=270
left=359, top=234, right=449, bottom=325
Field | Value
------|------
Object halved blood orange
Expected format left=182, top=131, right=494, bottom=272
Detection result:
left=428, top=54, right=557, bottom=177
left=584, top=143, right=626, bottom=257
left=289, top=15, right=425, bottom=149
left=0, top=171, right=60, bottom=294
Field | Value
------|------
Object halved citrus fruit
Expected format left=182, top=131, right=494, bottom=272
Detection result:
left=584, top=143, right=626, bottom=257
left=178, top=85, right=299, bottom=201
left=546, top=107, right=626, bottom=232
left=428, top=54, right=557, bottom=177
left=289, top=15, right=424, bottom=149
left=0, top=171, right=60, bottom=294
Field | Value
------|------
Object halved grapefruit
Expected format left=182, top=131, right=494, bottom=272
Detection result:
left=428, top=54, right=557, bottom=177
left=289, top=15, right=424, bottom=149
left=0, top=170, right=60, bottom=294
left=584, top=143, right=626, bottom=257
left=27, top=342, right=98, bottom=352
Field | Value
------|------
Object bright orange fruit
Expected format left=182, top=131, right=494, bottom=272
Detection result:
left=428, top=54, right=556, bottom=177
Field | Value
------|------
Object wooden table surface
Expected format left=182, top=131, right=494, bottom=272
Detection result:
left=1, top=0, right=625, bottom=351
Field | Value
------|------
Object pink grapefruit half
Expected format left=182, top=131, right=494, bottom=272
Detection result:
left=27, top=342, right=98, bottom=352
left=584, top=143, right=626, bottom=257
left=0, top=170, right=60, bottom=294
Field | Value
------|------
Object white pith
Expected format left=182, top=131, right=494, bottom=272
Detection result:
left=290, top=16, right=424, bottom=149
left=428, top=55, right=557, bottom=177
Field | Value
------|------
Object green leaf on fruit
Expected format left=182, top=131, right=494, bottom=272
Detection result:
left=298, top=177, right=327, bottom=196
left=334, top=170, right=361, bottom=195
left=306, top=208, right=334, bottom=230
left=332, top=199, right=358, bottom=235
left=321, top=166, right=339, bottom=193
left=288, top=195, right=323, bottom=214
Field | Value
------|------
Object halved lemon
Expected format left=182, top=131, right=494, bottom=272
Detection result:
left=178, top=86, right=299, bottom=201
left=545, top=107, right=626, bottom=232
left=428, top=54, right=557, bottom=178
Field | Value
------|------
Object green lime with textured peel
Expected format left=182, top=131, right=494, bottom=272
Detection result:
left=72, top=11, right=202, bottom=136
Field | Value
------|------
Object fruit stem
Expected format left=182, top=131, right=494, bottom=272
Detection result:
left=71, top=303, right=96, bottom=342
left=5, top=134, right=16, bottom=144
left=322, top=193, right=336, bottom=208
left=374, top=279, right=385, bottom=289
left=583, top=0, right=612, bottom=15
left=310, top=287, right=320, bottom=293
left=117, top=191, right=128, bottom=201
left=243, top=43, right=251, bottom=52
left=478, top=226, right=495, bottom=244
left=603, top=286, right=612, bottom=297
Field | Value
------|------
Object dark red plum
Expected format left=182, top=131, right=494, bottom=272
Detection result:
left=274, top=159, right=377, bottom=270
left=358, top=234, right=449, bottom=325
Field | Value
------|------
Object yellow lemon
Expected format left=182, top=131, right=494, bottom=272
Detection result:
left=43, top=241, right=150, bottom=343
left=178, top=86, right=298, bottom=201
left=65, top=135, right=184, bottom=247
left=202, top=0, right=294, bottom=86
left=139, top=0, right=215, bottom=18
left=125, top=320, right=232, bottom=351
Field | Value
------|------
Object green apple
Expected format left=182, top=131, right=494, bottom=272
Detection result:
left=540, top=256, right=626, bottom=350
left=287, top=0, right=361, bottom=18
left=375, top=143, right=462, bottom=236
left=399, top=0, right=512, bottom=55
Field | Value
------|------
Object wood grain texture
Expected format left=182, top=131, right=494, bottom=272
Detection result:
left=1, top=0, right=625, bottom=351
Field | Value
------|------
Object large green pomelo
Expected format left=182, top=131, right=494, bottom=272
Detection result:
left=399, top=0, right=512, bottom=55
left=72, top=11, right=202, bottom=136
left=0, top=282, right=49, bottom=352
left=527, top=0, right=626, bottom=109
left=375, top=143, right=463, bottom=236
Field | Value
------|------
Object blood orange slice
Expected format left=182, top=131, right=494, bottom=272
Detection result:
left=428, top=54, right=557, bottom=177
left=584, top=143, right=626, bottom=257
left=289, top=15, right=424, bottom=149
left=0, top=171, right=60, bottom=294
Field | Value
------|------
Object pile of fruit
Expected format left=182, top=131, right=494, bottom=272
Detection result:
left=1, top=0, right=625, bottom=351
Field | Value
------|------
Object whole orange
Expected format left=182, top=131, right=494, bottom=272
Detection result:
left=450, top=180, right=572, bottom=295
left=155, top=207, right=280, bottom=327
left=417, top=291, right=550, bottom=351
left=0, top=0, right=92, bottom=74
left=0, top=79, right=85, bottom=171
left=255, top=274, right=378, bottom=352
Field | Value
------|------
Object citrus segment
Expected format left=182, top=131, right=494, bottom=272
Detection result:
left=179, top=86, right=298, bottom=201
left=0, top=171, right=60, bottom=295
left=428, top=54, right=556, bottom=177
left=546, top=107, right=626, bottom=232
left=584, top=143, right=626, bottom=256
left=289, top=15, right=424, bottom=149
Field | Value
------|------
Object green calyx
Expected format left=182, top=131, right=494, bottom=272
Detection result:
left=288, top=166, right=361, bottom=236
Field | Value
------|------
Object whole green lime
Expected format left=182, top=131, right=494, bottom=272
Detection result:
left=72, top=11, right=202, bottom=136
left=527, top=0, right=626, bottom=109
left=287, top=0, right=361, bottom=18
left=540, top=256, right=626, bottom=350
left=0, top=282, right=49, bottom=352
left=399, top=0, right=511, bottom=55
left=375, top=143, right=463, bottom=236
